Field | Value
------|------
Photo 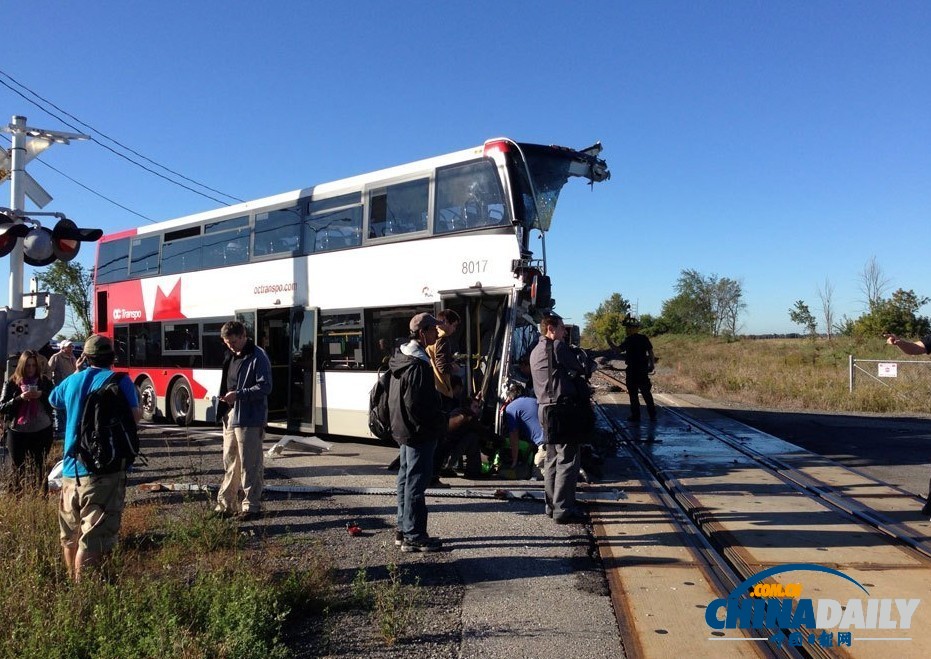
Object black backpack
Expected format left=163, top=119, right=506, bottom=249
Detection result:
left=75, top=372, right=141, bottom=475
left=368, top=368, right=393, bottom=442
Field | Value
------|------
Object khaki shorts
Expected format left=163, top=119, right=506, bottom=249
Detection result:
left=59, top=472, right=127, bottom=553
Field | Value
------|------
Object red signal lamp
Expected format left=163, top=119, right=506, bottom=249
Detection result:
left=0, top=212, right=31, bottom=258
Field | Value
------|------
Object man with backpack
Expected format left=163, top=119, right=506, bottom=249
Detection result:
left=49, top=334, right=141, bottom=581
left=389, top=312, right=446, bottom=552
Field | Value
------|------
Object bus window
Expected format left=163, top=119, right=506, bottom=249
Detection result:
left=253, top=206, right=301, bottom=258
left=435, top=160, right=507, bottom=233
left=113, top=325, right=129, bottom=366
left=127, top=322, right=162, bottom=366
left=128, top=235, right=160, bottom=278
left=164, top=322, right=200, bottom=352
left=203, top=217, right=250, bottom=268
left=318, top=311, right=363, bottom=369
left=96, top=238, right=130, bottom=284
left=304, top=205, right=363, bottom=254
left=202, top=322, right=227, bottom=368
left=161, top=227, right=203, bottom=275
left=367, top=178, right=429, bottom=239
left=363, top=306, right=433, bottom=369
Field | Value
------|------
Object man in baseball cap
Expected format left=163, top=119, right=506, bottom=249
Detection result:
left=388, top=311, right=445, bottom=552
left=409, top=312, right=439, bottom=333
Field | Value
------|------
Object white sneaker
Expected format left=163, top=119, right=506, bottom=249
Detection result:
left=534, top=445, right=547, bottom=469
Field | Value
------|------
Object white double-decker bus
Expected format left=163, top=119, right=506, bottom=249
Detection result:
left=92, top=138, right=609, bottom=437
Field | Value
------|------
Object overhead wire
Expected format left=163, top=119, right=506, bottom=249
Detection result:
left=1, top=133, right=155, bottom=223
left=0, top=69, right=244, bottom=206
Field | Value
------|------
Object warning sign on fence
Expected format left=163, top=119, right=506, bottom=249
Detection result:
left=878, top=363, right=898, bottom=378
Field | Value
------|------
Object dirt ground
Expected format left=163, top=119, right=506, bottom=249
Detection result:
left=127, top=425, right=469, bottom=658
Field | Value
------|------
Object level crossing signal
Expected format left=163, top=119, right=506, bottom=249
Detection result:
left=0, top=211, right=102, bottom=265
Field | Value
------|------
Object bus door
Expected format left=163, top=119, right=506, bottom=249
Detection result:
left=237, top=307, right=318, bottom=431
left=439, top=291, right=509, bottom=412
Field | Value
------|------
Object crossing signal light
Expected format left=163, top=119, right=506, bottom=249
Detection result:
left=50, top=218, right=102, bottom=263
left=15, top=217, right=103, bottom=266
left=0, top=212, right=31, bottom=258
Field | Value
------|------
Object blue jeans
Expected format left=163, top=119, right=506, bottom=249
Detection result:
left=396, top=439, right=437, bottom=542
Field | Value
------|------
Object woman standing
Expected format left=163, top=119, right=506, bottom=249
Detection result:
left=0, top=350, right=55, bottom=494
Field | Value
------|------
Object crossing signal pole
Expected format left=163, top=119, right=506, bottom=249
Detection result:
left=1, top=115, right=98, bottom=364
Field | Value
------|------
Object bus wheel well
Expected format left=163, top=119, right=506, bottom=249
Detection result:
left=135, top=375, right=160, bottom=423
left=167, top=376, right=195, bottom=427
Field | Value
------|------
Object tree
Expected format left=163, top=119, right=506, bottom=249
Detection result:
left=659, top=269, right=744, bottom=336
left=33, top=261, right=94, bottom=339
left=660, top=269, right=714, bottom=334
left=817, top=278, right=835, bottom=341
left=852, top=288, right=930, bottom=337
left=582, top=293, right=631, bottom=348
left=859, top=256, right=889, bottom=310
left=788, top=300, right=817, bottom=338
left=712, top=277, right=745, bottom=337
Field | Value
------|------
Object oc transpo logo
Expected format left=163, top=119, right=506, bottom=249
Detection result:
left=705, top=563, right=920, bottom=650
left=112, top=308, right=143, bottom=321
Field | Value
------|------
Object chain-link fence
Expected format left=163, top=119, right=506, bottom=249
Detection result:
left=848, top=355, right=931, bottom=402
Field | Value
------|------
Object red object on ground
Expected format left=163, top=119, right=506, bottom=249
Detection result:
left=346, top=522, right=362, bottom=536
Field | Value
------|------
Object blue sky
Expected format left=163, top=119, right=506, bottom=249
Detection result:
left=2, top=1, right=929, bottom=334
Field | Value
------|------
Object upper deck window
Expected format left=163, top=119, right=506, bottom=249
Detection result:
left=368, top=178, right=429, bottom=239
left=435, top=160, right=507, bottom=234
left=253, top=206, right=301, bottom=258
left=160, top=226, right=202, bottom=275
left=128, top=235, right=160, bottom=278
left=203, top=215, right=250, bottom=268
left=304, top=200, right=363, bottom=254
left=96, top=238, right=130, bottom=284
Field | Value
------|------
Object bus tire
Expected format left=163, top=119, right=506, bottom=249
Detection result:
left=137, top=377, right=159, bottom=423
left=168, top=378, right=195, bottom=427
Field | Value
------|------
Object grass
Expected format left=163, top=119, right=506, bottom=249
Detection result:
left=649, top=334, right=931, bottom=415
left=0, top=493, right=332, bottom=659
left=351, top=560, right=424, bottom=646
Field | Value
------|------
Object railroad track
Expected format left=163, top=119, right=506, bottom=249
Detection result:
left=590, top=370, right=931, bottom=658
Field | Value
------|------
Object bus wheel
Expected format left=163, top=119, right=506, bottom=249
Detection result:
left=169, top=379, right=194, bottom=427
left=138, top=377, right=158, bottom=422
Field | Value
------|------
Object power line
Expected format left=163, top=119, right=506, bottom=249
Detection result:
left=0, top=69, right=244, bottom=205
left=1, top=133, right=155, bottom=223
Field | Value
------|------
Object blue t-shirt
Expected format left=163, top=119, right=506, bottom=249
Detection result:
left=49, top=367, right=139, bottom=478
left=504, top=396, right=544, bottom=447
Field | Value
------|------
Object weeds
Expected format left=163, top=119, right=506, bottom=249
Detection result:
left=347, top=560, right=423, bottom=645
left=651, top=335, right=931, bottom=414
left=0, top=492, right=329, bottom=659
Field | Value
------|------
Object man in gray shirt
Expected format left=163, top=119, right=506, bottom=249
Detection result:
left=530, top=313, right=588, bottom=524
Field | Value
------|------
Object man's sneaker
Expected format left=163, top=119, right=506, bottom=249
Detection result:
left=394, top=529, right=404, bottom=547
left=400, top=537, right=442, bottom=553
left=534, top=445, right=547, bottom=469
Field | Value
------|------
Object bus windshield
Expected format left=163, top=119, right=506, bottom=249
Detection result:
left=514, top=142, right=610, bottom=232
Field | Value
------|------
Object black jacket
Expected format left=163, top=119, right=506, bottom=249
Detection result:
left=387, top=342, right=445, bottom=446
left=0, top=376, right=55, bottom=424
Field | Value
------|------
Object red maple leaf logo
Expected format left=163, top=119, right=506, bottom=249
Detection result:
left=153, top=280, right=184, bottom=320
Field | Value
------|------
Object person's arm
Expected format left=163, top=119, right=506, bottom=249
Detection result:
left=0, top=379, right=21, bottom=417
left=117, top=374, right=143, bottom=422
left=237, top=352, right=274, bottom=400
left=433, top=336, right=454, bottom=375
left=554, top=340, right=585, bottom=375
left=886, top=334, right=928, bottom=356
